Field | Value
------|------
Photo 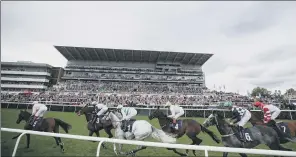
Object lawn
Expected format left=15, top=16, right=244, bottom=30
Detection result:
left=1, top=109, right=295, bottom=156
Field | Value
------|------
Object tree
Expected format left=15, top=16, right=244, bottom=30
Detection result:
left=251, top=87, right=271, bottom=97
left=285, top=88, right=295, bottom=95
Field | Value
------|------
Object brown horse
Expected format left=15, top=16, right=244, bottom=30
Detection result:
left=76, top=105, right=113, bottom=148
left=148, top=107, right=220, bottom=156
left=249, top=111, right=296, bottom=143
left=12, top=110, right=72, bottom=152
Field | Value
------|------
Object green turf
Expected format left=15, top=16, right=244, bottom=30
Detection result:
left=1, top=109, right=295, bottom=156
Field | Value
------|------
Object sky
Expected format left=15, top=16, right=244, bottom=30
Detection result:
left=2, top=1, right=296, bottom=95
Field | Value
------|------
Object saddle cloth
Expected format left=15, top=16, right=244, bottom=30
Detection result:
left=169, top=119, right=183, bottom=130
left=122, top=119, right=136, bottom=132
left=276, top=122, right=291, bottom=135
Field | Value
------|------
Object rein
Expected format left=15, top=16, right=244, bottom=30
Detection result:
left=157, top=115, right=171, bottom=129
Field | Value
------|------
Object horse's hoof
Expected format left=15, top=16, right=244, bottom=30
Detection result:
left=61, top=149, right=65, bottom=153
left=102, top=144, right=107, bottom=149
left=126, top=151, right=133, bottom=156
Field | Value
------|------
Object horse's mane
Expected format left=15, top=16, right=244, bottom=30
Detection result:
left=215, top=112, right=225, bottom=120
left=21, top=110, right=31, bottom=115
left=251, top=112, right=262, bottom=121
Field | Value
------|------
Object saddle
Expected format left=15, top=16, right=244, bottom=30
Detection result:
left=169, top=119, right=182, bottom=132
left=29, top=117, right=44, bottom=131
left=121, top=119, right=136, bottom=132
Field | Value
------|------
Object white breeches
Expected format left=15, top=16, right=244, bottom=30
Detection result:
left=123, top=110, right=137, bottom=120
left=271, top=109, right=281, bottom=120
left=172, top=110, right=185, bottom=119
left=34, top=106, right=48, bottom=117
left=237, top=110, right=251, bottom=127
left=97, top=108, right=108, bottom=117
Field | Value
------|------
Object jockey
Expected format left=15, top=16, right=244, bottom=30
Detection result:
left=165, top=100, right=184, bottom=130
left=30, top=101, right=48, bottom=126
left=253, top=100, right=293, bottom=141
left=228, top=104, right=251, bottom=142
left=117, top=105, right=138, bottom=131
left=253, top=100, right=281, bottom=125
left=92, top=101, right=108, bottom=124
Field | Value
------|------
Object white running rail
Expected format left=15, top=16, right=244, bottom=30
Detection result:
left=2, top=127, right=296, bottom=157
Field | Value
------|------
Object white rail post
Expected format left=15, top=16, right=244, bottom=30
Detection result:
left=12, top=132, right=27, bottom=157
left=204, top=148, right=209, bottom=157
left=96, top=140, right=105, bottom=157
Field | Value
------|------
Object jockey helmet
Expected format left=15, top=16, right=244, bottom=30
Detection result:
left=117, top=105, right=123, bottom=109
left=253, top=101, right=263, bottom=107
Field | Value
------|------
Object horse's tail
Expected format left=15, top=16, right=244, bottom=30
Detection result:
left=54, top=118, right=72, bottom=133
left=200, top=124, right=221, bottom=143
left=151, top=126, right=176, bottom=144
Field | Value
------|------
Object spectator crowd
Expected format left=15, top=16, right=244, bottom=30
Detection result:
left=2, top=80, right=257, bottom=107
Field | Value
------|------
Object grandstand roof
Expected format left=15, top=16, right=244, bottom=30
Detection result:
left=54, top=46, right=213, bottom=65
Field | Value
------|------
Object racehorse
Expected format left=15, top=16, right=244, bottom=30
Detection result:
left=12, top=110, right=72, bottom=152
left=148, top=107, right=220, bottom=156
left=203, top=111, right=292, bottom=157
left=249, top=111, right=296, bottom=143
left=76, top=105, right=113, bottom=148
left=106, top=110, right=183, bottom=157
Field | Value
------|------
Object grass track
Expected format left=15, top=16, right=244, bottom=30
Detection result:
left=1, top=109, right=295, bottom=156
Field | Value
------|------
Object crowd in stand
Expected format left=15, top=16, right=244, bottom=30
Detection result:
left=58, top=80, right=203, bottom=94
left=65, top=72, right=202, bottom=82
left=1, top=80, right=257, bottom=107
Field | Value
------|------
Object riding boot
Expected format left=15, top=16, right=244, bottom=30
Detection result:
left=238, top=126, right=246, bottom=142
left=32, top=116, right=38, bottom=127
left=29, top=116, right=34, bottom=126
left=92, top=115, right=98, bottom=130
left=125, top=120, right=129, bottom=131
left=121, top=120, right=127, bottom=131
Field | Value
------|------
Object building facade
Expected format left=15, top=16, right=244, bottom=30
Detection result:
left=1, top=61, right=53, bottom=94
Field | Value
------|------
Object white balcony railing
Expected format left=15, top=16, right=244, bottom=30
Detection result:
left=1, top=77, right=49, bottom=82
left=1, top=84, right=48, bottom=89
left=1, top=70, right=50, bottom=76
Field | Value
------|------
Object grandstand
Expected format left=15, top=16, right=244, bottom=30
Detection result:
left=0, top=61, right=55, bottom=95
left=55, top=46, right=212, bottom=92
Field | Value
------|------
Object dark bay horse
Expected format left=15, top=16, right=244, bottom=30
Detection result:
left=148, top=107, right=220, bottom=156
left=203, top=111, right=292, bottom=157
left=12, top=110, right=72, bottom=152
left=76, top=105, right=113, bottom=147
left=249, top=112, right=296, bottom=143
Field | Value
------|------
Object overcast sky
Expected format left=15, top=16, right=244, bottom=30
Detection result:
left=2, top=1, right=296, bottom=95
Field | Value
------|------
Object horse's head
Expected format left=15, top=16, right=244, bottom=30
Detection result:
left=202, top=111, right=222, bottom=127
left=76, top=105, right=93, bottom=116
left=16, top=110, right=28, bottom=124
left=148, top=106, right=165, bottom=120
